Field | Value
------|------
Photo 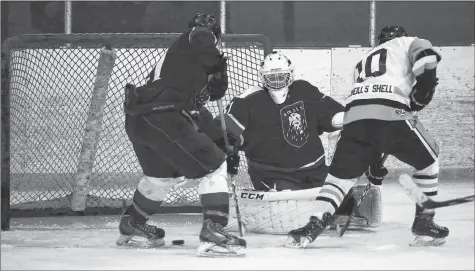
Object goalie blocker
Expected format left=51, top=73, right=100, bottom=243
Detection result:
left=225, top=183, right=382, bottom=235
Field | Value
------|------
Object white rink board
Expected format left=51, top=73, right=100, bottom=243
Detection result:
left=280, top=48, right=332, bottom=95
left=329, top=47, right=368, bottom=101
left=436, top=46, right=475, bottom=95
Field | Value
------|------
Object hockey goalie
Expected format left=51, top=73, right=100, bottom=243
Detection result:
left=213, top=52, right=385, bottom=235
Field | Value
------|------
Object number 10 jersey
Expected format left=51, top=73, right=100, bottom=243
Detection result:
left=344, top=36, right=440, bottom=125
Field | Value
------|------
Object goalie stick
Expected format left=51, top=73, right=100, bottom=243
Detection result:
left=337, top=153, right=389, bottom=237
left=399, top=174, right=475, bottom=209
left=216, top=100, right=245, bottom=237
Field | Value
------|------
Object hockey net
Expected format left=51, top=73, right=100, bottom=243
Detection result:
left=1, top=33, right=272, bottom=219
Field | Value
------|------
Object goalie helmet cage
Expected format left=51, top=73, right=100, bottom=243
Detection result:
left=1, top=33, right=272, bottom=230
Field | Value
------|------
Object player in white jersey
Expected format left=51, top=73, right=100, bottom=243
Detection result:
left=286, top=26, right=448, bottom=248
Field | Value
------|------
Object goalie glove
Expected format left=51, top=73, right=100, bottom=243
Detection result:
left=365, top=164, right=388, bottom=186
left=226, top=152, right=240, bottom=175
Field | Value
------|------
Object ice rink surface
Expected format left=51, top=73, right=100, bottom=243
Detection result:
left=1, top=181, right=474, bottom=270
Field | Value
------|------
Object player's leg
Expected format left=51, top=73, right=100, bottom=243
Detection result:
left=385, top=118, right=448, bottom=246
left=286, top=120, right=381, bottom=247
left=116, top=114, right=181, bottom=247
left=117, top=143, right=181, bottom=247
left=139, top=111, right=246, bottom=256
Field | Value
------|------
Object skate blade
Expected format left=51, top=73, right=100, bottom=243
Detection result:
left=409, top=236, right=446, bottom=247
left=116, top=234, right=165, bottom=249
left=196, top=242, right=246, bottom=258
left=284, top=236, right=311, bottom=249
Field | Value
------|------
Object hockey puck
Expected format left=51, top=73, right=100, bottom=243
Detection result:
left=172, top=240, right=185, bottom=245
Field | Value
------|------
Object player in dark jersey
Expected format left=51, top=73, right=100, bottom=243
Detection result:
left=216, top=52, right=383, bottom=234
left=118, top=13, right=246, bottom=257
left=287, top=26, right=448, bottom=248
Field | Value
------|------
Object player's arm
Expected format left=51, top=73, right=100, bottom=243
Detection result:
left=317, top=95, right=345, bottom=134
left=189, top=27, right=228, bottom=101
left=408, top=38, right=442, bottom=111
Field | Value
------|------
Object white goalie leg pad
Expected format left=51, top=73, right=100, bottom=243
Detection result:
left=137, top=175, right=186, bottom=201
left=351, top=184, right=382, bottom=227
left=226, top=188, right=323, bottom=234
left=197, top=161, right=229, bottom=195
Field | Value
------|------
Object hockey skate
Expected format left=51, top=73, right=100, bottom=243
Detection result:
left=410, top=212, right=449, bottom=247
left=116, top=215, right=166, bottom=248
left=285, top=213, right=333, bottom=248
left=196, top=219, right=247, bottom=257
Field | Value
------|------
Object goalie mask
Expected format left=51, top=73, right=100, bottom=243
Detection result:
left=259, top=51, right=295, bottom=104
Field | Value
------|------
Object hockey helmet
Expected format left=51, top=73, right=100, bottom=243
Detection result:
left=259, top=51, right=295, bottom=104
left=378, top=26, right=408, bottom=44
left=188, top=13, right=222, bottom=43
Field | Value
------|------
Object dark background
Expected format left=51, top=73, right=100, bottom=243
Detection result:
left=1, top=1, right=474, bottom=47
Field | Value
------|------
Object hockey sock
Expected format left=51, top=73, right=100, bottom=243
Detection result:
left=125, top=189, right=163, bottom=221
left=313, top=174, right=357, bottom=216
left=413, top=167, right=439, bottom=216
left=201, top=192, right=230, bottom=226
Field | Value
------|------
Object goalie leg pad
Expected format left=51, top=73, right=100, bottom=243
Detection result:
left=226, top=189, right=323, bottom=234
left=352, top=184, right=382, bottom=227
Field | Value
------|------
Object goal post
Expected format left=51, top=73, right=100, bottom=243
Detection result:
left=71, top=47, right=117, bottom=212
left=1, top=33, right=272, bottom=229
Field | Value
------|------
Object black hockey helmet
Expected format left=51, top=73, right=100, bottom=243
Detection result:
left=378, top=26, right=408, bottom=44
left=188, top=13, right=222, bottom=42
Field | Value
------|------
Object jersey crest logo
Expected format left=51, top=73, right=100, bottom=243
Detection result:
left=280, top=101, right=309, bottom=148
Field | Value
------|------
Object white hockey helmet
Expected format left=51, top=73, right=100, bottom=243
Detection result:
left=259, top=51, right=295, bottom=104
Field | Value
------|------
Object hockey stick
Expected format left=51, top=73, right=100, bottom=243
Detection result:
left=398, top=174, right=475, bottom=209
left=337, top=153, right=389, bottom=237
left=216, top=100, right=245, bottom=237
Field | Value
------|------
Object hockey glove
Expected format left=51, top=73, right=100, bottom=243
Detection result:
left=410, top=72, right=439, bottom=111
left=195, top=86, right=211, bottom=109
left=226, top=152, right=240, bottom=175
left=213, top=134, right=240, bottom=152
left=206, top=55, right=228, bottom=101
left=207, top=70, right=228, bottom=101
left=365, top=164, right=388, bottom=186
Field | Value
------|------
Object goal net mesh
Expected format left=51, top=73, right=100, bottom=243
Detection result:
left=2, top=33, right=272, bottom=215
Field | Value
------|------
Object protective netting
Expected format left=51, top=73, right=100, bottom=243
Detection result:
left=3, top=33, right=272, bottom=214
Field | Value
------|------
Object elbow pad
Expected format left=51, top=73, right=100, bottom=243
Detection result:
left=331, top=112, right=344, bottom=129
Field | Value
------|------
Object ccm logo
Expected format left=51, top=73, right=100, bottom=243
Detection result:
left=240, top=193, right=264, bottom=200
